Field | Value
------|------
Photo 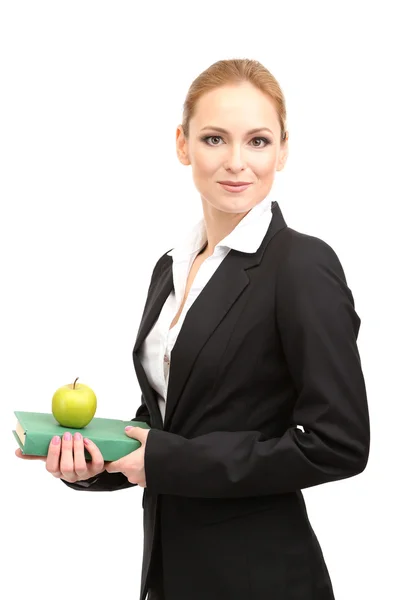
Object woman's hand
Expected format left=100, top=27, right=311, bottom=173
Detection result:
left=15, top=431, right=107, bottom=483
left=105, top=426, right=150, bottom=487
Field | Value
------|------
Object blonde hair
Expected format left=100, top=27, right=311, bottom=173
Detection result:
left=181, top=58, right=287, bottom=143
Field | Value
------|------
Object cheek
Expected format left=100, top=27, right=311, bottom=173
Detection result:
left=192, top=151, right=219, bottom=175
left=252, top=153, right=277, bottom=176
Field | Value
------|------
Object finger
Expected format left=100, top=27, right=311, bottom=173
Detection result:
left=125, top=426, right=147, bottom=441
left=45, top=435, right=63, bottom=477
left=104, top=458, right=121, bottom=473
left=15, top=448, right=46, bottom=461
left=72, top=432, right=89, bottom=478
left=75, top=435, right=104, bottom=477
left=59, top=432, right=76, bottom=481
left=103, top=460, right=116, bottom=473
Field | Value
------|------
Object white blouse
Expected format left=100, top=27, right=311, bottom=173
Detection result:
left=138, top=194, right=275, bottom=424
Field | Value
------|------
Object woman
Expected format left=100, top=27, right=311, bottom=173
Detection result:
left=16, top=59, right=370, bottom=599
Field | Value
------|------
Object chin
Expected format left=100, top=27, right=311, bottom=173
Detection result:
left=204, top=194, right=259, bottom=214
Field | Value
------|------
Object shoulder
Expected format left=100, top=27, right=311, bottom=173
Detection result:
left=274, top=227, right=360, bottom=334
left=274, top=227, right=354, bottom=308
left=277, top=226, right=347, bottom=282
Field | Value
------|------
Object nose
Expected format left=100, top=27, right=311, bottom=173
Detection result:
left=224, top=144, right=247, bottom=172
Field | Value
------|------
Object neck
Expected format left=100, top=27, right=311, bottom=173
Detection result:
left=200, top=197, right=251, bottom=256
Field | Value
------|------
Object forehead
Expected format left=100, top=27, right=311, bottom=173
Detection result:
left=191, top=83, right=279, bottom=131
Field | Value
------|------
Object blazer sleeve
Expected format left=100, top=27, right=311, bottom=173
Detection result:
left=61, top=395, right=151, bottom=492
left=143, top=236, right=370, bottom=498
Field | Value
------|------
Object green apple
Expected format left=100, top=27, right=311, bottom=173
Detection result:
left=52, top=377, right=97, bottom=428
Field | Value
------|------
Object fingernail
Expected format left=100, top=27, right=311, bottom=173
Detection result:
left=74, top=432, right=82, bottom=441
left=64, top=432, right=72, bottom=441
left=52, top=436, right=61, bottom=445
left=83, top=438, right=90, bottom=445
left=125, top=426, right=133, bottom=431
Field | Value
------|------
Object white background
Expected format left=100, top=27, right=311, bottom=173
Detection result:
left=1, top=1, right=398, bottom=599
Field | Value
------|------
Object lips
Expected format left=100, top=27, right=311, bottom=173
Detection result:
left=218, top=181, right=251, bottom=186
left=218, top=182, right=252, bottom=193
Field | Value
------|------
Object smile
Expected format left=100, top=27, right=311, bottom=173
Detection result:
left=218, top=183, right=251, bottom=193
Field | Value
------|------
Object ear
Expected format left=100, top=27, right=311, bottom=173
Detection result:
left=276, top=132, right=289, bottom=172
left=176, top=125, right=191, bottom=166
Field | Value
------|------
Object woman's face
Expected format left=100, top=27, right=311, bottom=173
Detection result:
left=176, top=82, right=289, bottom=215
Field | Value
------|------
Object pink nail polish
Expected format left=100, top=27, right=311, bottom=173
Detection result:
left=64, top=432, right=72, bottom=441
left=52, top=436, right=61, bottom=445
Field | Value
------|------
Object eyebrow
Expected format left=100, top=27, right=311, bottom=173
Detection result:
left=200, top=126, right=273, bottom=135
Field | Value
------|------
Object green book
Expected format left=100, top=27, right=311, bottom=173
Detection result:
left=13, top=411, right=150, bottom=461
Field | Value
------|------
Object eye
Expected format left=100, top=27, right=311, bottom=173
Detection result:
left=201, top=135, right=271, bottom=148
left=202, top=135, right=224, bottom=146
left=251, top=137, right=271, bottom=148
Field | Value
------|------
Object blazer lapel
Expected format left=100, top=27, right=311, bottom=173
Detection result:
left=132, top=200, right=287, bottom=430
left=133, top=264, right=173, bottom=355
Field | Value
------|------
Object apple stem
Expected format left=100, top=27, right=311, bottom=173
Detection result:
left=73, top=377, right=79, bottom=389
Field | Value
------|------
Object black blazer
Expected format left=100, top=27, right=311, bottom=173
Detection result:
left=63, top=201, right=370, bottom=600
